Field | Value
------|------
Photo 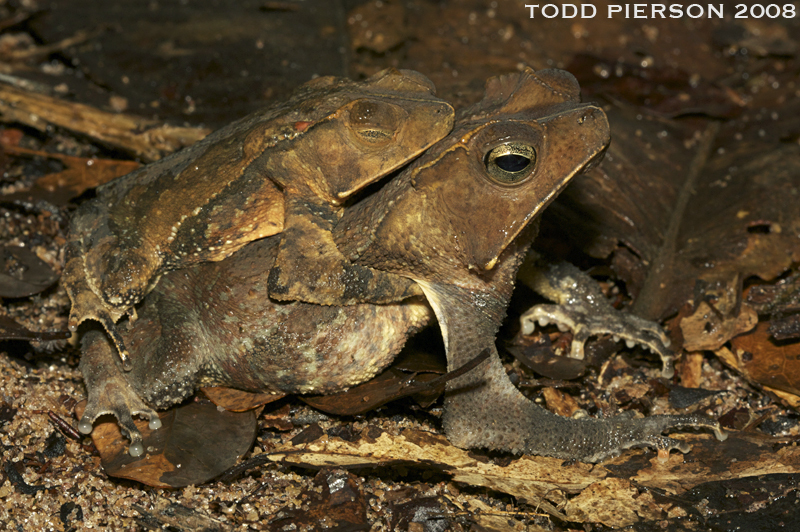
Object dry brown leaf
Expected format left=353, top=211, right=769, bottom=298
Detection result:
left=452, top=497, right=538, bottom=532
left=300, top=368, right=442, bottom=416
left=569, top=53, right=743, bottom=118
left=541, top=387, right=581, bottom=417
left=0, top=144, right=140, bottom=205
left=716, top=346, right=800, bottom=410
left=0, top=244, right=58, bottom=298
left=301, top=348, right=485, bottom=415
left=75, top=399, right=260, bottom=488
left=678, top=351, right=705, bottom=389
left=627, top=432, right=800, bottom=495
left=746, top=272, right=800, bottom=342
left=132, top=499, right=231, bottom=531
left=563, top=477, right=662, bottom=528
left=725, top=321, right=800, bottom=398
left=347, top=0, right=408, bottom=53
left=0, top=315, right=70, bottom=342
left=200, top=387, right=285, bottom=412
left=545, top=110, right=800, bottom=324
left=260, top=426, right=800, bottom=524
left=681, top=302, right=758, bottom=351
left=264, top=426, right=607, bottom=520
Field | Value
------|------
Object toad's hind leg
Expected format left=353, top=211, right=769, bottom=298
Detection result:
left=419, top=280, right=725, bottom=462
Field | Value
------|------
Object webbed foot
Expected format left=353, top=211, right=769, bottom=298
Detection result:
left=520, top=261, right=675, bottom=377
left=78, top=329, right=161, bottom=457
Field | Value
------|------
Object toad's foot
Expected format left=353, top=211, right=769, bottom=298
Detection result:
left=78, top=329, right=161, bottom=457
left=520, top=261, right=674, bottom=378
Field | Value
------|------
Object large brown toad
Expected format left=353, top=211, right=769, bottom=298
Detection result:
left=64, top=68, right=453, bottom=369
left=78, top=67, right=723, bottom=461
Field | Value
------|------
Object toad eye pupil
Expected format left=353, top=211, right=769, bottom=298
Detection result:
left=484, top=142, right=536, bottom=184
left=494, top=154, right=530, bottom=173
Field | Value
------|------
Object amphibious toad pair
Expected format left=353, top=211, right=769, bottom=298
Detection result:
left=67, top=67, right=724, bottom=460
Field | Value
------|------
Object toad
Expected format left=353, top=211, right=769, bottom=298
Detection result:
left=64, top=69, right=454, bottom=369
left=78, top=68, right=724, bottom=461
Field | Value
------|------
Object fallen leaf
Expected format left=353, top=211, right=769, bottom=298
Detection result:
left=569, top=53, right=743, bottom=118
left=75, top=399, right=260, bottom=488
left=259, top=425, right=800, bottom=524
left=300, top=367, right=441, bottom=416
left=727, top=321, right=800, bottom=397
left=713, top=19, right=798, bottom=57
left=390, top=497, right=449, bottom=531
left=0, top=245, right=58, bottom=298
left=200, top=387, right=285, bottom=412
left=746, top=272, right=800, bottom=341
left=0, top=143, right=140, bottom=205
left=564, top=477, right=662, bottom=528
left=301, top=348, right=487, bottom=415
left=133, top=499, right=230, bottom=532
left=0, top=315, right=70, bottom=342
left=505, top=333, right=589, bottom=380
left=680, top=274, right=759, bottom=351
left=544, top=104, right=800, bottom=328
left=263, top=426, right=606, bottom=520
left=451, top=497, right=531, bottom=532
left=541, top=387, right=581, bottom=417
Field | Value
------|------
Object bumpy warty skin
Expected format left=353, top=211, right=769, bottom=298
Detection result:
left=81, top=237, right=432, bottom=410
left=65, top=68, right=453, bottom=369
left=79, top=67, right=723, bottom=462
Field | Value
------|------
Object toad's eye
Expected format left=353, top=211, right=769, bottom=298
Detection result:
left=484, top=143, right=536, bottom=184
left=349, top=100, right=399, bottom=145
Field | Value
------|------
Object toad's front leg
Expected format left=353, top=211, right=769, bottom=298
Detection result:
left=420, top=281, right=725, bottom=462
left=520, top=260, right=675, bottom=377
left=78, top=329, right=162, bottom=458
left=77, top=274, right=209, bottom=457
left=268, top=194, right=423, bottom=306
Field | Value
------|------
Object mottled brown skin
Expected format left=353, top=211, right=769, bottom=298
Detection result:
left=79, top=68, right=723, bottom=461
left=64, top=68, right=453, bottom=369
left=80, top=237, right=430, bottom=414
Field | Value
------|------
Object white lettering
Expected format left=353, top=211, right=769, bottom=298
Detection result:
left=542, top=3, right=559, bottom=17
left=686, top=4, right=704, bottom=17
left=652, top=3, right=666, bottom=17
left=524, top=4, right=539, bottom=17
left=708, top=4, right=723, bottom=18
left=608, top=4, right=622, bottom=17
left=527, top=3, right=603, bottom=18
left=670, top=4, right=682, bottom=17
left=634, top=3, right=646, bottom=17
